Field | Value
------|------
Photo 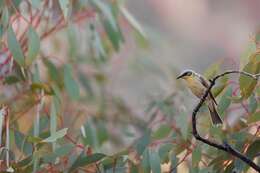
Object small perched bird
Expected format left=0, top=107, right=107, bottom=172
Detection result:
left=177, top=70, right=223, bottom=125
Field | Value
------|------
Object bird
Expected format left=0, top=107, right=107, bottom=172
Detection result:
left=177, top=70, right=223, bottom=125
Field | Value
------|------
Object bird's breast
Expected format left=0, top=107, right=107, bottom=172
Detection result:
left=185, top=77, right=206, bottom=98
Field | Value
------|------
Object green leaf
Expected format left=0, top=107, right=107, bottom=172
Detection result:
left=210, top=126, right=224, bottom=140
left=12, top=0, right=22, bottom=7
left=78, top=72, right=93, bottom=98
left=239, top=54, right=260, bottom=99
left=120, top=6, right=148, bottom=48
left=204, top=61, right=222, bottom=79
left=16, top=156, right=33, bottom=167
left=51, top=84, right=62, bottom=102
left=91, top=26, right=107, bottom=60
left=158, top=143, right=173, bottom=163
left=0, top=108, right=5, bottom=146
left=233, top=159, right=245, bottom=173
left=96, top=121, right=108, bottom=145
left=224, top=162, right=235, bottom=173
left=7, top=26, right=25, bottom=66
left=26, top=136, right=42, bottom=143
left=141, top=148, right=151, bottom=173
left=69, top=153, right=106, bottom=172
left=30, top=83, right=53, bottom=94
left=243, top=139, right=260, bottom=172
left=247, top=111, right=260, bottom=123
left=55, top=144, right=74, bottom=156
left=3, top=76, right=20, bottom=85
left=192, top=146, right=201, bottom=167
left=175, top=110, right=188, bottom=139
left=90, top=0, right=124, bottom=52
left=134, top=130, right=151, bottom=155
left=190, top=167, right=199, bottom=173
left=1, top=7, right=9, bottom=27
left=42, top=58, right=59, bottom=82
left=246, top=139, right=260, bottom=159
left=67, top=25, right=77, bottom=58
left=32, top=63, right=41, bottom=83
left=152, top=124, right=172, bottom=140
left=50, top=97, right=57, bottom=150
left=31, top=0, right=41, bottom=8
left=59, top=0, right=70, bottom=19
left=240, top=41, right=256, bottom=66
left=217, top=87, right=232, bottom=116
left=256, top=33, right=260, bottom=43
left=42, top=128, right=68, bottom=143
left=130, top=163, right=139, bottom=173
left=90, top=0, right=118, bottom=31
left=120, top=6, right=145, bottom=36
left=249, top=94, right=257, bottom=114
left=82, top=119, right=98, bottom=148
left=103, top=19, right=123, bottom=51
left=170, top=155, right=178, bottom=173
left=64, top=64, right=80, bottom=100
left=149, top=149, right=161, bottom=173
left=26, top=26, right=40, bottom=66
left=0, top=26, right=4, bottom=39
left=14, top=131, right=33, bottom=155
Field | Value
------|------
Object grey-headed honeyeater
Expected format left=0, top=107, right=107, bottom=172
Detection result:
left=177, top=70, right=223, bottom=125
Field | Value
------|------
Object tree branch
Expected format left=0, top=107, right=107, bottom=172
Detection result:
left=192, top=70, right=260, bottom=172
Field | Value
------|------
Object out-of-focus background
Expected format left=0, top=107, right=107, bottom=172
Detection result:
left=110, top=0, right=260, bottom=114
left=127, top=0, right=260, bottom=69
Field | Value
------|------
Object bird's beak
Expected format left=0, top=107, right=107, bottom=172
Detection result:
left=176, top=74, right=184, bottom=79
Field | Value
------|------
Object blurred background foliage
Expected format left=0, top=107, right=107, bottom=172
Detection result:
left=0, top=0, right=259, bottom=173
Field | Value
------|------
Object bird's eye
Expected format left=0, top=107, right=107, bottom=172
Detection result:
left=185, top=72, right=192, bottom=76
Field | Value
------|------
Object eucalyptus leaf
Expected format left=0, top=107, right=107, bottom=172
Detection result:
left=192, top=146, right=201, bottom=167
left=152, top=124, right=172, bottom=140
left=134, top=130, right=151, bottom=155
left=149, top=149, right=161, bottom=173
left=7, top=26, right=25, bottom=66
left=239, top=54, right=260, bottom=99
left=69, top=152, right=106, bottom=172
left=42, top=128, right=68, bottom=143
left=64, top=64, right=80, bottom=100
left=141, top=148, right=151, bottom=173
left=26, top=26, right=40, bottom=66
left=247, top=111, right=260, bottom=123
left=217, top=87, right=232, bottom=116
left=59, top=0, right=70, bottom=19
left=249, top=94, right=257, bottom=114
left=31, top=0, right=41, bottom=8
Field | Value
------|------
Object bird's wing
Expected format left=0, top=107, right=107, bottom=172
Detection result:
left=198, top=75, right=218, bottom=105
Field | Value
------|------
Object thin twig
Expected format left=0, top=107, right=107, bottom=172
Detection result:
left=192, top=70, right=260, bottom=172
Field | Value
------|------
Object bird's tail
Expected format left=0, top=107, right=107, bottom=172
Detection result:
left=208, top=100, right=223, bottom=125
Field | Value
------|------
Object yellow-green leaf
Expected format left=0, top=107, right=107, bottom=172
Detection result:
left=247, top=111, right=260, bottom=123
left=192, top=146, right=201, bottom=167
left=204, top=61, right=222, bottom=79
left=152, top=124, right=172, bottom=140
left=239, top=53, right=260, bottom=99
left=212, top=75, right=228, bottom=97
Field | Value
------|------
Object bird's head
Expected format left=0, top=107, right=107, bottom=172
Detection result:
left=176, top=70, right=194, bottom=80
